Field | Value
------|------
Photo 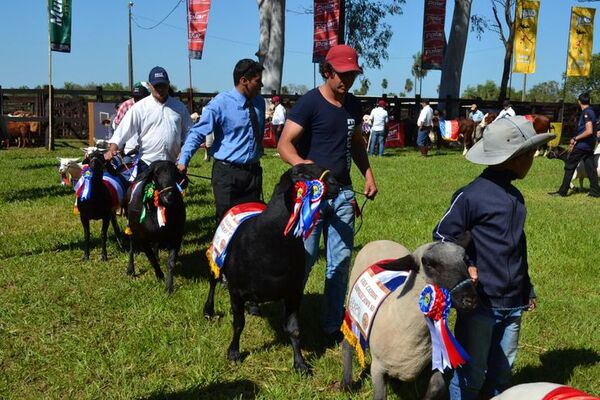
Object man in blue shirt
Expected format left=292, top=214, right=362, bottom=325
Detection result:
left=469, top=103, right=485, bottom=142
left=549, top=92, right=600, bottom=197
left=178, top=59, right=266, bottom=221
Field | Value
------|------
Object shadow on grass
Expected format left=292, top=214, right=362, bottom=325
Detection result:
left=1, top=185, right=72, bottom=202
left=20, top=160, right=56, bottom=170
left=140, top=379, right=259, bottom=400
left=513, top=347, right=600, bottom=385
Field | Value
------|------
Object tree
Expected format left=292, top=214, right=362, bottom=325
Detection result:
left=411, top=52, right=428, bottom=96
left=404, top=78, right=414, bottom=97
left=462, top=80, right=500, bottom=100
left=527, top=80, right=562, bottom=103
left=381, top=78, right=388, bottom=92
left=257, top=0, right=285, bottom=94
left=470, top=0, right=516, bottom=102
left=344, top=0, right=405, bottom=69
left=565, top=53, right=600, bottom=103
left=353, top=77, right=370, bottom=95
left=281, top=83, right=310, bottom=95
left=439, top=0, right=473, bottom=117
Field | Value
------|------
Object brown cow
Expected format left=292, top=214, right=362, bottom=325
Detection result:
left=4, top=111, right=40, bottom=148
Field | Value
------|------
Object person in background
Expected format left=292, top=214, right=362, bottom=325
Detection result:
left=469, top=103, right=485, bottom=141
left=105, top=66, right=193, bottom=174
left=494, top=99, right=516, bottom=122
left=271, top=95, right=286, bottom=145
left=433, top=116, right=555, bottom=400
left=111, top=82, right=150, bottom=162
left=277, top=44, right=378, bottom=345
left=368, top=99, right=389, bottom=156
left=548, top=92, right=600, bottom=198
left=417, top=99, right=433, bottom=156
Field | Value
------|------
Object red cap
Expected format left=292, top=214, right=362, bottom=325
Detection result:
left=378, top=100, right=387, bottom=107
left=325, top=45, right=362, bottom=73
left=272, top=95, right=280, bottom=104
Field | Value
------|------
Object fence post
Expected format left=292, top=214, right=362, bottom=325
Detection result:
left=96, top=86, right=103, bottom=103
left=0, top=85, right=3, bottom=116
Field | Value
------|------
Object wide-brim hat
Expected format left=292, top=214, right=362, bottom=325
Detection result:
left=466, top=116, right=555, bottom=166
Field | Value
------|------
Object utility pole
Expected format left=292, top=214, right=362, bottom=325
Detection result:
left=128, top=2, right=134, bottom=91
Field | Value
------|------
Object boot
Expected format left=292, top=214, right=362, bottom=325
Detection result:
left=420, top=146, right=429, bottom=157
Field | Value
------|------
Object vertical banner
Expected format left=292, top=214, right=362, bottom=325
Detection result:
left=422, top=0, right=446, bottom=70
left=312, top=0, right=340, bottom=63
left=567, top=6, right=595, bottom=77
left=48, top=0, right=72, bottom=53
left=513, top=0, right=539, bottom=74
left=188, top=0, right=211, bottom=59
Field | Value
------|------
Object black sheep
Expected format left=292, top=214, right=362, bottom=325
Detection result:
left=125, top=161, right=186, bottom=294
left=76, top=150, right=125, bottom=261
left=203, top=163, right=340, bottom=374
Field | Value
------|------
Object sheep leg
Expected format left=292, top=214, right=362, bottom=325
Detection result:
left=100, top=216, right=109, bottom=261
left=283, top=296, right=310, bottom=375
left=110, top=213, right=124, bottom=250
left=142, top=243, right=164, bottom=280
left=371, top=362, right=388, bottom=400
left=423, top=371, right=446, bottom=400
left=203, top=275, right=218, bottom=318
left=81, top=217, right=90, bottom=261
left=127, top=236, right=135, bottom=276
left=227, top=292, right=245, bottom=363
left=165, top=245, right=179, bottom=294
left=341, top=339, right=354, bottom=391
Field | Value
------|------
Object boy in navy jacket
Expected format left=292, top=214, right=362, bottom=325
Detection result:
left=433, top=116, right=555, bottom=400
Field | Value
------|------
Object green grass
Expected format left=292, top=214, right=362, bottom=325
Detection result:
left=0, top=141, right=599, bottom=399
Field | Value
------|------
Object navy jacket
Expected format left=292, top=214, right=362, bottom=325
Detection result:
left=433, top=169, right=534, bottom=309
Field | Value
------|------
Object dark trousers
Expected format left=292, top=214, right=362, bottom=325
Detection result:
left=558, top=147, right=600, bottom=196
left=212, top=160, right=263, bottom=223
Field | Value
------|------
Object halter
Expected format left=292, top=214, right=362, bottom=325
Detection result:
left=449, top=278, right=474, bottom=295
left=318, top=169, right=330, bottom=181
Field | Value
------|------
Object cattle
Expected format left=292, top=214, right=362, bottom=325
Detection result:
left=341, top=240, right=478, bottom=400
left=203, top=163, right=340, bottom=374
left=125, top=161, right=186, bottom=294
left=4, top=111, right=40, bottom=148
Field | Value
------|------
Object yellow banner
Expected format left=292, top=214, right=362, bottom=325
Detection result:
left=567, top=7, right=595, bottom=77
left=513, top=0, right=540, bottom=74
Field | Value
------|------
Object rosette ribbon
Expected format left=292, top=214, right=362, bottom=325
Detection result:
left=75, top=165, right=93, bottom=201
left=284, top=179, right=325, bottom=240
left=419, top=284, right=470, bottom=372
left=153, top=189, right=167, bottom=227
left=140, top=182, right=156, bottom=223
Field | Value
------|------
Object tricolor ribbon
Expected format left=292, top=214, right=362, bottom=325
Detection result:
left=419, top=284, right=470, bottom=371
left=75, top=165, right=93, bottom=201
left=153, top=190, right=166, bottom=227
left=284, top=179, right=325, bottom=239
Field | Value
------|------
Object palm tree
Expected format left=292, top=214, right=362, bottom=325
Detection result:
left=404, top=78, right=414, bottom=97
left=411, top=52, right=428, bottom=96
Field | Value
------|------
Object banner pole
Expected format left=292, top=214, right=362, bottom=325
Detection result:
left=48, top=3, right=53, bottom=151
left=560, top=6, right=574, bottom=125
left=186, top=0, right=194, bottom=113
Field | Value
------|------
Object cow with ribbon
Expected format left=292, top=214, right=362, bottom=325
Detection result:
left=341, top=239, right=478, bottom=400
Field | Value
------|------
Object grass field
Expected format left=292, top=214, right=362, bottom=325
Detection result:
left=0, top=141, right=599, bottom=399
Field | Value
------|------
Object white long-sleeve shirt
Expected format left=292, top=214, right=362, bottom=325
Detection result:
left=369, top=106, right=389, bottom=131
left=109, top=95, right=192, bottom=165
left=494, top=107, right=516, bottom=122
left=417, top=105, right=433, bottom=128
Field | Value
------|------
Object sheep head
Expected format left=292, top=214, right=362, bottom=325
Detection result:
left=415, top=241, right=478, bottom=312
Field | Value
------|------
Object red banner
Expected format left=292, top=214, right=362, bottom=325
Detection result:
left=422, top=0, right=447, bottom=70
left=188, top=0, right=211, bottom=60
left=385, top=122, right=405, bottom=148
left=312, top=0, right=340, bottom=63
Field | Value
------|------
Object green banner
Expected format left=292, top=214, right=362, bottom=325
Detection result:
left=49, top=0, right=71, bottom=53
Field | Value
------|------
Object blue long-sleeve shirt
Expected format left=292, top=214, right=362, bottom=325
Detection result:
left=178, top=88, right=265, bottom=166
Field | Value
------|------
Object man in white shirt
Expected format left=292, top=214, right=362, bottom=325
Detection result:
left=417, top=98, right=434, bottom=156
left=105, top=66, right=193, bottom=174
left=271, top=95, right=286, bottom=144
left=494, top=100, right=516, bottom=122
left=368, top=99, right=389, bottom=156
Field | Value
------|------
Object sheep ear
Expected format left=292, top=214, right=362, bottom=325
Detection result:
left=454, top=231, right=472, bottom=249
left=382, top=254, right=418, bottom=272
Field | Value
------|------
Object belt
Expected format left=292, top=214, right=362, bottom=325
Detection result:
left=216, top=160, right=260, bottom=171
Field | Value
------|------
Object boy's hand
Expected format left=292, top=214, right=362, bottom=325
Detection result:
left=527, top=298, right=537, bottom=312
left=467, top=266, right=478, bottom=282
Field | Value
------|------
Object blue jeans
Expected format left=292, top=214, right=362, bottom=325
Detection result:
left=417, top=127, right=431, bottom=147
left=304, top=187, right=355, bottom=334
left=369, top=130, right=385, bottom=156
left=449, top=307, right=523, bottom=400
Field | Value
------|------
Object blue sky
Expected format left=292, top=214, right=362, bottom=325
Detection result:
left=1, top=0, right=599, bottom=97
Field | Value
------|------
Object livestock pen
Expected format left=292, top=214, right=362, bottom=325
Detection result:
left=0, top=141, right=598, bottom=399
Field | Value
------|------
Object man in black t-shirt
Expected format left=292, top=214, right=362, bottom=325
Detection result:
left=278, top=44, right=378, bottom=343
left=549, top=92, right=600, bottom=197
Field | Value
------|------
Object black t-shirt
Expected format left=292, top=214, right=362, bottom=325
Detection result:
left=575, top=107, right=597, bottom=152
left=287, top=88, right=362, bottom=186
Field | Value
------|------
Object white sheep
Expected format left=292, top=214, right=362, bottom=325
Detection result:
left=341, top=240, right=478, bottom=400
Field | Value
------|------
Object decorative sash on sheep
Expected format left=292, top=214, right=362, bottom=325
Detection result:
left=74, top=165, right=126, bottom=210
left=438, top=119, right=459, bottom=142
left=341, top=259, right=413, bottom=367
left=419, top=284, right=470, bottom=372
left=284, top=179, right=325, bottom=240
left=542, top=386, right=598, bottom=400
left=206, top=202, right=267, bottom=279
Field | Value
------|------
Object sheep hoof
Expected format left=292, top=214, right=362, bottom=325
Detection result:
left=82, top=254, right=89, bottom=261
left=101, top=255, right=108, bottom=262
left=294, top=362, right=312, bottom=377
left=203, top=306, right=214, bottom=319
left=246, top=302, right=261, bottom=316
left=228, top=349, right=242, bottom=364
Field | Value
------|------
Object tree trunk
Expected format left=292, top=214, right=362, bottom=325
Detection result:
left=439, top=0, right=473, bottom=118
left=498, top=28, right=514, bottom=102
left=256, top=0, right=285, bottom=94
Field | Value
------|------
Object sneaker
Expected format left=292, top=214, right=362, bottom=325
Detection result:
left=587, top=192, right=600, bottom=198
